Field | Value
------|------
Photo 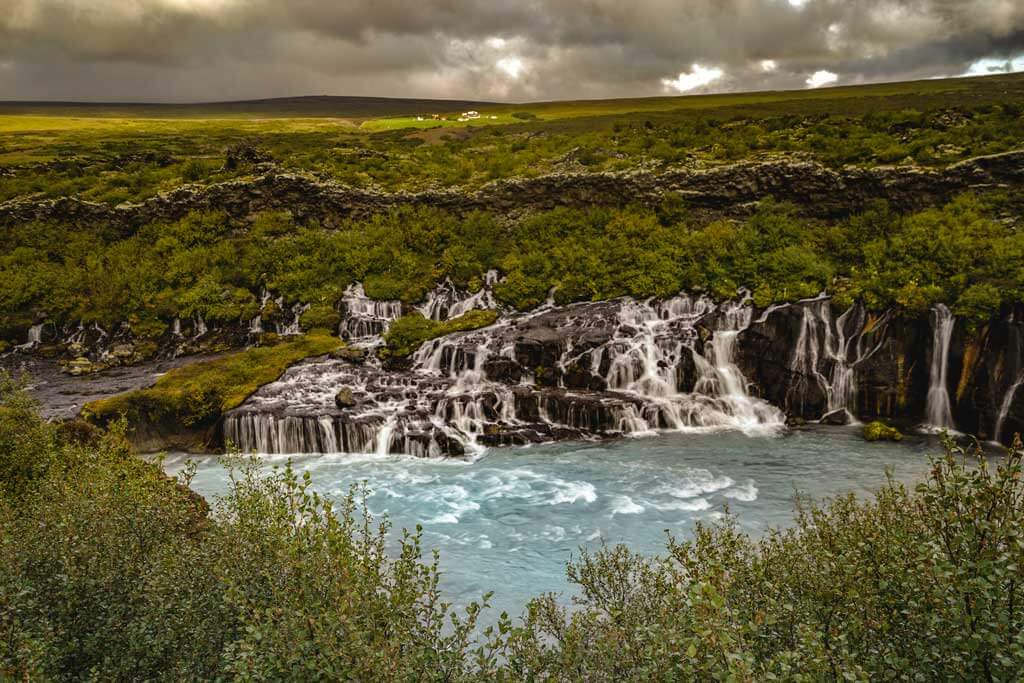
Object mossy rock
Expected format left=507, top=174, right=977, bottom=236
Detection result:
left=383, top=309, right=498, bottom=358
left=863, top=421, right=903, bottom=442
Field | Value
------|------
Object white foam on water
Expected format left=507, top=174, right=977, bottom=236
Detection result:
left=722, top=481, right=759, bottom=502
left=610, top=495, right=645, bottom=515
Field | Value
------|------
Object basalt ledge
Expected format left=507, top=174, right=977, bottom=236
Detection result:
left=4, top=150, right=1024, bottom=231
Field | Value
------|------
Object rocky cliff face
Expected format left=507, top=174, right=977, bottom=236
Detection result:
left=4, top=150, right=1024, bottom=231
left=735, top=297, right=1024, bottom=443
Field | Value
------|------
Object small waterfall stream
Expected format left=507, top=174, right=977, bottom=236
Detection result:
left=17, top=324, right=44, bottom=350
left=338, top=284, right=403, bottom=341
left=924, top=304, right=956, bottom=432
left=995, top=373, right=1024, bottom=444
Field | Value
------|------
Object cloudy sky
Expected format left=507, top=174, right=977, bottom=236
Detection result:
left=2, top=0, right=1023, bottom=103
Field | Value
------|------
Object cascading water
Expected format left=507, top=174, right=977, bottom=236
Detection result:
left=194, top=315, right=208, bottom=338
left=995, top=373, right=1024, bottom=444
left=224, top=291, right=785, bottom=457
left=924, top=304, right=956, bottom=432
left=787, top=298, right=889, bottom=423
left=276, top=303, right=309, bottom=336
left=417, top=271, right=502, bottom=321
left=339, top=283, right=403, bottom=341
left=17, top=324, right=44, bottom=350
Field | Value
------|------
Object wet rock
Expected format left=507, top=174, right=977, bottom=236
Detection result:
left=483, top=357, right=524, bottom=383
left=334, top=387, right=357, bottom=408
left=820, top=409, right=854, bottom=426
left=330, top=346, right=367, bottom=364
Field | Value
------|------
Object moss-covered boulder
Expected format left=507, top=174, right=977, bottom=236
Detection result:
left=863, top=420, right=903, bottom=442
left=382, top=309, right=498, bottom=358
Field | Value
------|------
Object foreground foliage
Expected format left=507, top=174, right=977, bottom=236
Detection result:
left=2, top=375, right=1024, bottom=680
left=81, top=331, right=341, bottom=430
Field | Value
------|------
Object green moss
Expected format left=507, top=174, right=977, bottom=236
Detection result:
left=82, top=332, right=341, bottom=429
left=863, top=420, right=904, bottom=442
left=383, top=309, right=498, bottom=358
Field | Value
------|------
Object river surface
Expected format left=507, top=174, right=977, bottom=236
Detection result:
left=161, top=427, right=937, bottom=621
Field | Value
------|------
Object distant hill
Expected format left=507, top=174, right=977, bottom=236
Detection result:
left=0, top=95, right=498, bottom=120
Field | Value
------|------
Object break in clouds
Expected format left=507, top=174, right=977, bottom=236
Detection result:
left=2, top=0, right=1024, bottom=102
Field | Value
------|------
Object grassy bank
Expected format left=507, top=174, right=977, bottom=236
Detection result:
left=82, top=332, right=341, bottom=438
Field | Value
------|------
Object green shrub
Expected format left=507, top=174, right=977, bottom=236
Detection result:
left=501, top=440, right=1024, bottom=680
left=3, top=379, right=1024, bottom=679
left=0, top=381, right=492, bottom=680
left=298, top=303, right=341, bottom=331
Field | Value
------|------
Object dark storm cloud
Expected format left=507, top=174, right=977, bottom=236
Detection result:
left=2, top=0, right=1024, bottom=102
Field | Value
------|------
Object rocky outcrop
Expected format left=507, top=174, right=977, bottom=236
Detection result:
left=735, top=297, right=1024, bottom=444
left=950, top=307, right=1024, bottom=441
left=5, top=151, right=1024, bottom=231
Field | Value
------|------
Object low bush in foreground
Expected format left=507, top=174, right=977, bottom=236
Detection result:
left=2, top=374, right=1023, bottom=680
left=81, top=332, right=341, bottom=430
left=383, top=309, right=499, bottom=358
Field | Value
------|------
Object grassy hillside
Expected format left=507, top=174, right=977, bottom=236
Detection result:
left=2, top=73, right=1024, bottom=345
left=2, top=72, right=1023, bottom=206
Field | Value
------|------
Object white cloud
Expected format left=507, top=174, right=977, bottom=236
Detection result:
left=485, top=36, right=506, bottom=49
left=496, top=56, right=525, bottom=79
left=661, top=63, right=724, bottom=93
left=806, top=70, right=838, bottom=88
left=963, top=55, right=1024, bottom=76
left=760, top=59, right=777, bottom=72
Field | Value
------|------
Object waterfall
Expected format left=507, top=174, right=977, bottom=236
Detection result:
left=995, top=373, right=1024, bottom=444
left=16, top=324, right=44, bottom=350
left=417, top=271, right=502, bottom=321
left=276, top=303, right=309, bottom=336
left=172, top=318, right=182, bottom=337
left=924, top=304, right=956, bottom=431
left=224, top=292, right=786, bottom=458
left=787, top=299, right=889, bottom=423
left=339, top=283, right=403, bottom=341
left=194, top=315, right=208, bottom=338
